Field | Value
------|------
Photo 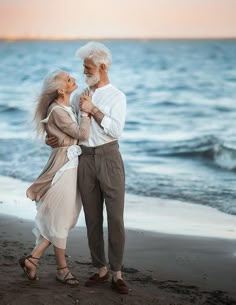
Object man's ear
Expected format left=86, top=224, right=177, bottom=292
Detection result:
left=100, top=63, right=107, bottom=72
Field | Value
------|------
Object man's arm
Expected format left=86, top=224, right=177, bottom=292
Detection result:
left=90, top=106, right=105, bottom=126
left=45, top=135, right=58, bottom=148
left=80, top=93, right=126, bottom=138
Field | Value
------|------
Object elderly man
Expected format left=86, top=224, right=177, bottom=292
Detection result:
left=47, top=42, right=128, bottom=294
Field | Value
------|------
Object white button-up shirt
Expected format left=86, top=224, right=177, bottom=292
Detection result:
left=71, top=83, right=126, bottom=147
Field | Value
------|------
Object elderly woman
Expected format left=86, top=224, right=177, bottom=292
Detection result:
left=19, top=70, right=90, bottom=286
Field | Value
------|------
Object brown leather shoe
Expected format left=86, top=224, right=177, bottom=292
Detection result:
left=85, top=272, right=110, bottom=287
left=111, top=278, right=129, bottom=294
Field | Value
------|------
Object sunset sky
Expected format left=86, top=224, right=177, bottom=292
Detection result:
left=0, top=0, right=235, bottom=39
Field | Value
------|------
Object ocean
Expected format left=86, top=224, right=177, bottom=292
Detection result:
left=0, top=40, right=236, bottom=223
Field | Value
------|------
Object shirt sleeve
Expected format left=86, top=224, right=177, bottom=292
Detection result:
left=51, top=107, right=90, bottom=140
left=100, top=93, right=127, bottom=138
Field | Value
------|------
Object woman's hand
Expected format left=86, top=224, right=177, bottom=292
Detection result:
left=79, top=94, right=95, bottom=114
left=46, top=135, right=59, bottom=148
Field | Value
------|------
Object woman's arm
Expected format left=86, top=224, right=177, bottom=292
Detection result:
left=51, top=107, right=90, bottom=140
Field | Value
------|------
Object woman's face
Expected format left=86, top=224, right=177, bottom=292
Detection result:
left=59, top=72, right=78, bottom=94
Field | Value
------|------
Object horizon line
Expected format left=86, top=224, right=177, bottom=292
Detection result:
left=0, top=36, right=236, bottom=42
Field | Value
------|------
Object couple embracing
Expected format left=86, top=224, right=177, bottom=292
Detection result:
left=19, top=42, right=129, bottom=294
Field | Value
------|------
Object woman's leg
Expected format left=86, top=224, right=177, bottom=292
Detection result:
left=54, top=246, right=79, bottom=285
left=23, top=237, right=51, bottom=279
left=32, top=237, right=51, bottom=257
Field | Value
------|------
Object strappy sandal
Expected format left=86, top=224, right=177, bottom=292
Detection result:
left=18, top=255, right=39, bottom=281
left=56, top=266, right=79, bottom=287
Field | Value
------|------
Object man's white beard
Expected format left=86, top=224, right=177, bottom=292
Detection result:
left=86, top=72, right=100, bottom=86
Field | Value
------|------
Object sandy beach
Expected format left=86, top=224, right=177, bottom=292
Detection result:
left=0, top=214, right=236, bottom=305
left=1, top=37, right=236, bottom=305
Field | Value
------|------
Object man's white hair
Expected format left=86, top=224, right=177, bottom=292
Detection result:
left=75, top=42, right=112, bottom=69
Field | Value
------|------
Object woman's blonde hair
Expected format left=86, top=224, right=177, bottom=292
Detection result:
left=34, top=69, right=64, bottom=136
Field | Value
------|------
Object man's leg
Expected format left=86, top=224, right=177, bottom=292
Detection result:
left=78, top=154, right=106, bottom=269
left=97, top=148, right=129, bottom=293
left=97, top=149, right=125, bottom=274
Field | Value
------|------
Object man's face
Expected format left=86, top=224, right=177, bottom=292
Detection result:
left=83, top=58, right=100, bottom=86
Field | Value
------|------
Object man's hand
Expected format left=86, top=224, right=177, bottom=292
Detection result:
left=80, top=94, right=95, bottom=113
left=46, top=135, right=59, bottom=148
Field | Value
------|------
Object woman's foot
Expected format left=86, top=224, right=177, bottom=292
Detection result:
left=56, top=266, right=79, bottom=286
left=19, top=255, right=39, bottom=281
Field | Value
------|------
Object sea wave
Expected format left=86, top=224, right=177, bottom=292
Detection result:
left=213, top=144, right=236, bottom=171
left=0, top=105, right=27, bottom=114
left=162, top=138, right=236, bottom=171
left=1, top=135, right=236, bottom=183
left=124, top=135, right=236, bottom=171
left=0, top=137, right=236, bottom=216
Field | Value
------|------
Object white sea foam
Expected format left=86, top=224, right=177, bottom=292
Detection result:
left=0, top=131, right=31, bottom=139
left=0, top=175, right=236, bottom=239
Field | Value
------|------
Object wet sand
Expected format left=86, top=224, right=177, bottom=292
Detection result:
left=0, top=214, right=236, bottom=305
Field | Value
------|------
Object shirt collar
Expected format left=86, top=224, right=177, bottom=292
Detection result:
left=94, top=83, right=112, bottom=92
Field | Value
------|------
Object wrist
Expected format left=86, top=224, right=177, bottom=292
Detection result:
left=91, top=106, right=99, bottom=116
left=80, top=111, right=89, bottom=117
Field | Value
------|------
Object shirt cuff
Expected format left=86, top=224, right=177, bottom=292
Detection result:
left=101, top=115, right=111, bottom=131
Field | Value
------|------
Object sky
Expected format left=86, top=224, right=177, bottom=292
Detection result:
left=0, top=0, right=236, bottom=39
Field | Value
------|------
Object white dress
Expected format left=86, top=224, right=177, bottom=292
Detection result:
left=27, top=103, right=90, bottom=249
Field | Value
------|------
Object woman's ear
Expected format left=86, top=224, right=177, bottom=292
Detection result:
left=57, top=89, right=64, bottom=98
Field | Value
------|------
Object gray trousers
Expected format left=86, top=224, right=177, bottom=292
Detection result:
left=78, top=141, right=125, bottom=271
